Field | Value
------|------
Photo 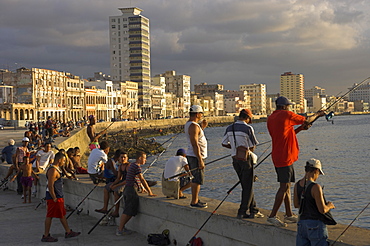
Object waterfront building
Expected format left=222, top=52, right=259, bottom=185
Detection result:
left=193, top=82, right=224, bottom=116
left=280, top=72, right=305, bottom=112
left=109, top=7, right=151, bottom=118
left=0, top=67, right=72, bottom=125
left=239, top=83, right=266, bottom=115
left=224, top=97, right=248, bottom=115
left=154, top=71, right=191, bottom=117
left=353, top=100, right=369, bottom=112
left=311, top=93, right=327, bottom=112
left=348, top=82, right=370, bottom=103
left=125, top=81, right=139, bottom=119
left=305, top=86, right=326, bottom=108
left=85, top=80, right=114, bottom=122
left=65, top=73, right=85, bottom=122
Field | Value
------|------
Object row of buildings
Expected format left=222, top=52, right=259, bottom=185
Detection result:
left=1, top=7, right=369, bottom=125
left=0, top=67, right=369, bottom=126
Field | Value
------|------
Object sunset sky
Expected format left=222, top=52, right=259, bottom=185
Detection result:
left=1, top=0, right=369, bottom=94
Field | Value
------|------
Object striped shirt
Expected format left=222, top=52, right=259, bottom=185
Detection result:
left=125, top=162, right=141, bottom=187
left=221, top=120, right=258, bottom=157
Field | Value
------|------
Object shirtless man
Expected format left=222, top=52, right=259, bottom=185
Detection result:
left=11, top=156, right=39, bottom=203
left=87, top=115, right=106, bottom=150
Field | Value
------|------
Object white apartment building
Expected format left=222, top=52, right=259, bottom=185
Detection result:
left=85, top=80, right=114, bottom=121
left=239, top=83, right=266, bottom=115
left=224, top=97, right=248, bottom=115
left=109, top=7, right=151, bottom=118
left=154, top=71, right=191, bottom=117
left=348, top=82, right=370, bottom=103
left=280, top=72, right=304, bottom=112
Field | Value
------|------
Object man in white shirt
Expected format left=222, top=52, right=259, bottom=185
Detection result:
left=87, top=141, right=110, bottom=184
left=163, top=149, right=192, bottom=198
left=33, top=143, right=55, bottom=172
left=32, top=143, right=55, bottom=196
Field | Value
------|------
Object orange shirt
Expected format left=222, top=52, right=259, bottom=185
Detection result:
left=267, top=110, right=306, bottom=167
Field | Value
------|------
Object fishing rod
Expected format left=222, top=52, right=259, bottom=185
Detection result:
left=66, top=181, right=101, bottom=219
left=88, top=194, right=124, bottom=234
left=186, top=181, right=240, bottom=246
left=165, top=140, right=272, bottom=181
left=142, top=133, right=179, bottom=175
left=185, top=150, right=270, bottom=245
left=331, top=201, right=370, bottom=246
left=101, top=102, right=134, bottom=132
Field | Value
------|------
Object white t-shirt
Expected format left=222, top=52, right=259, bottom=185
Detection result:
left=163, top=156, right=188, bottom=181
left=87, top=148, right=108, bottom=174
left=33, top=150, right=55, bottom=170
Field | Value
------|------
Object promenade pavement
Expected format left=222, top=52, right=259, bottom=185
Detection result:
left=0, top=190, right=149, bottom=246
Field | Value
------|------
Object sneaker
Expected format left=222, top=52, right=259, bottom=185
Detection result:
left=190, top=202, right=208, bottom=208
left=198, top=200, right=208, bottom=206
left=21, top=195, right=24, bottom=199
left=284, top=214, right=298, bottom=223
left=116, top=227, right=133, bottom=236
left=41, top=234, right=58, bottom=242
left=250, top=211, right=265, bottom=218
left=65, top=229, right=81, bottom=238
left=267, top=217, right=287, bottom=227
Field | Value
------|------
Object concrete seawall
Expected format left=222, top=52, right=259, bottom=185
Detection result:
left=1, top=164, right=369, bottom=246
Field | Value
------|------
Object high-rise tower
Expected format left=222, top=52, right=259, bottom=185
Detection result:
left=280, top=72, right=304, bottom=108
left=109, top=7, right=151, bottom=118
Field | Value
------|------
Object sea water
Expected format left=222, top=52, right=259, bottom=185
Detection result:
left=144, top=114, right=370, bottom=229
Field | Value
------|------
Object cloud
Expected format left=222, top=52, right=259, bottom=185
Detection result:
left=0, top=0, right=369, bottom=94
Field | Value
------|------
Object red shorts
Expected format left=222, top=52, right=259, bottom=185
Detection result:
left=46, top=198, right=66, bottom=218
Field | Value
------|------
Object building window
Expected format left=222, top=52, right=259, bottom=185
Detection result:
left=112, top=25, right=116, bottom=28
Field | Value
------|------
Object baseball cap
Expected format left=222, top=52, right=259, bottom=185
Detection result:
left=239, top=109, right=253, bottom=122
left=306, top=158, right=325, bottom=175
left=8, top=139, right=15, bottom=145
left=189, top=105, right=203, bottom=113
left=275, top=96, right=293, bottom=106
left=176, top=148, right=186, bottom=156
left=22, top=137, right=30, bottom=142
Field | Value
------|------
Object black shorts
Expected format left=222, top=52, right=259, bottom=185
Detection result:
left=275, top=165, right=295, bottom=183
left=187, top=156, right=204, bottom=185
left=122, top=186, right=139, bottom=216
left=180, top=176, right=191, bottom=188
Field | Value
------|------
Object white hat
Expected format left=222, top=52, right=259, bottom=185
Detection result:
left=189, top=105, right=203, bottom=113
left=8, top=139, right=15, bottom=145
left=22, top=137, right=30, bottom=142
left=306, top=158, right=324, bottom=175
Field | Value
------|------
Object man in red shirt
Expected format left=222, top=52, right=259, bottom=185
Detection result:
left=266, top=96, right=324, bottom=227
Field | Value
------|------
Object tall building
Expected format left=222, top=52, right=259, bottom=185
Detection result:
left=239, top=83, right=266, bottom=115
left=280, top=72, right=304, bottom=111
left=109, top=7, right=151, bottom=118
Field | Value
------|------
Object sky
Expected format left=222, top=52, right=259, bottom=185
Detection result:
left=0, top=0, right=369, bottom=94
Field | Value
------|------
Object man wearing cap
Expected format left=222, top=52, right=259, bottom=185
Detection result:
left=185, top=105, right=208, bottom=208
left=87, top=115, right=106, bottom=150
left=0, top=139, right=18, bottom=186
left=266, top=96, right=325, bottom=227
left=222, top=109, right=263, bottom=219
left=163, top=149, right=192, bottom=198
left=294, top=158, right=336, bottom=245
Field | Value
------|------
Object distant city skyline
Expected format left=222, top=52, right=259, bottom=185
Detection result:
left=1, top=0, right=369, bottom=95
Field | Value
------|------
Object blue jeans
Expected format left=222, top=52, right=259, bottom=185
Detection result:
left=296, top=219, right=329, bottom=246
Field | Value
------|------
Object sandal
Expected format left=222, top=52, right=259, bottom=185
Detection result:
left=111, top=213, right=120, bottom=218
left=179, top=196, right=187, bottom=199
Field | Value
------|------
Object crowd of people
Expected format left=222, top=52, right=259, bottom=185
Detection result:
left=0, top=98, right=337, bottom=245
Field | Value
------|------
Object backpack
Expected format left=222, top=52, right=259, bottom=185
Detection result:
left=147, top=229, right=170, bottom=245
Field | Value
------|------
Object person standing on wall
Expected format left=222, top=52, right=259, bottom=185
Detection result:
left=222, top=109, right=264, bottom=219
left=266, top=96, right=325, bottom=227
left=184, top=105, right=208, bottom=208
left=294, top=158, right=336, bottom=245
